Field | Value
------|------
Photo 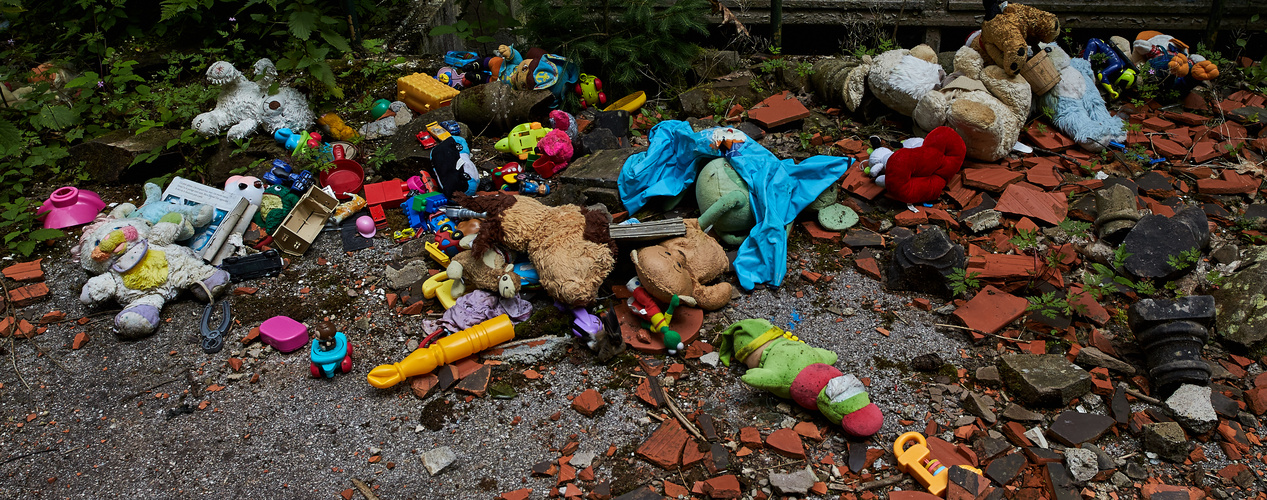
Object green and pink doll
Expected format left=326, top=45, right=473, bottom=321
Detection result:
left=719, top=319, right=884, bottom=438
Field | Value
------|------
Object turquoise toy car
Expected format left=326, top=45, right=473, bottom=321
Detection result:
left=310, top=330, right=352, bottom=378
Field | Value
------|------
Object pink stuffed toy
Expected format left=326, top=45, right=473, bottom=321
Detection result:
left=532, top=128, right=573, bottom=178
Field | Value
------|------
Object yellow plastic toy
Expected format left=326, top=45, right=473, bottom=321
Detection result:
left=425, top=241, right=451, bottom=266
left=366, top=314, right=515, bottom=388
left=396, top=73, right=460, bottom=114
left=317, top=113, right=359, bottom=141
left=894, top=432, right=984, bottom=497
left=422, top=271, right=457, bottom=310
left=494, top=122, right=553, bottom=161
left=603, top=91, right=646, bottom=113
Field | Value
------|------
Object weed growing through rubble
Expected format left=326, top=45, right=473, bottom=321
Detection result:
left=1027, top=291, right=1087, bottom=320
left=1167, top=248, right=1202, bottom=270
left=798, top=132, right=814, bottom=150
left=1058, top=219, right=1093, bottom=241
left=1205, top=270, right=1227, bottom=288
left=948, top=267, right=982, bottom=297
left=1124, top=122, right=1143, bottom=133
left=1009, top=228, right=1040, bottom=253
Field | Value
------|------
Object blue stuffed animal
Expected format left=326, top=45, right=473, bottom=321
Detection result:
left=121, top=183, right=215, bottom=241
left=1038, top=42, right=1126, bottom=153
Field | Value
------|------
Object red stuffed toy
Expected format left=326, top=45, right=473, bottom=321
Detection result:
left=865, top=126, right=966, bottom=204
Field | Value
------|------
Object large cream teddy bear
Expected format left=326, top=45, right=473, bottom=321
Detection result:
left=1037, top=42, right=1126, bottom=152
left=912, top=46, right=1032, bottom=161
left=75, top=208, right=231, bottom=339
left=844, top=44, right=945, bottom=115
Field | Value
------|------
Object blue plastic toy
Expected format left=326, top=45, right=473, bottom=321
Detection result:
left=424, top=195, right=450, bottom=214
left=309, top=323, right=352, bottom=378
left=1080, top=38, right=1138, bottom=100
left=289, top=169, right=316, bottom=194
left=263, top=159, right=294, bottom=187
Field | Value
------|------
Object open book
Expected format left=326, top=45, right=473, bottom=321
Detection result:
left=161, top=177, right=258, bottom=265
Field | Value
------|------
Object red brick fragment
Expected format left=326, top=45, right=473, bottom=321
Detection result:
left=953, top=286, right=1028, bottom=334
left=1, top=259, right=43, bottom=281
left=571, top=389, right=605, bottom=417
left=765, top=428, right=806, bottom=459
left=7, top=282, right=49, bottom=307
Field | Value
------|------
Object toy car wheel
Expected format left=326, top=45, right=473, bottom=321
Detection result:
left=310, top=362, right=321, bottom=377
left=574, top=84, right=582, bottom=95
left=340, top=355, right=353, bottom=373
left=594, top=79, right=602, bottom=91
left=580, top=100, right=589, bottom=110
left=598, top=92, right=607, bottom=105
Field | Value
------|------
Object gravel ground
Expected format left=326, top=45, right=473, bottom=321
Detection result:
left=0, top=199, right=1258, bottom=499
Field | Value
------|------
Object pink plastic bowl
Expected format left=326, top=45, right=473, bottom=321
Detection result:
left=37, top=187, right=106, bottom=229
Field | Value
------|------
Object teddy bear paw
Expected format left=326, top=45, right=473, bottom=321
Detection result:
left=192, top=270, right=231, bottom=302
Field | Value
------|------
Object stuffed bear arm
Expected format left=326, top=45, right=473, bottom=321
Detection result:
left=691, top=281, right=733, bottom=311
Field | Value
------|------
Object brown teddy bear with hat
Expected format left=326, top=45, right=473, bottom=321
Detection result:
left=631, top=219, right=733, bottom=311
left=971, top=1, right=1060, bottom=76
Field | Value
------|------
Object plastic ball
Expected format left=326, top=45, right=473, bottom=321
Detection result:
left=370, top=99, right=392, bottom=120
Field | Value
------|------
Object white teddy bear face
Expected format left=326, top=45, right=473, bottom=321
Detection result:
left=75, top=217, right=152, bottom=276
left=225, top=175, right=265, bottom=206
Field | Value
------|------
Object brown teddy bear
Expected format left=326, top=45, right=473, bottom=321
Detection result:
left=631, top=219, right=733, bottom=311
left=453, top=192, right=616, bottom=306
left=447, top=248, right=521, bottom=299
left=972, top=2, right=1060, bottom=76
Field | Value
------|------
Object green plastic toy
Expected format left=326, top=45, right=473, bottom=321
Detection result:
left=695, top=158, right=755, bottom=246
left=495, top=122, right=553, bottom=161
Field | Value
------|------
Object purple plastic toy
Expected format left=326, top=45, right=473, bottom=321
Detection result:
left=37, top=187, right=105, bottom=229
left=259, top=316, right=310, bottom=353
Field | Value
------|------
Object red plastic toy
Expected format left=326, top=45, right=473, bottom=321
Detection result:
left=363, top=179, right=409, bottom=207
left=416, top=131, right=437, bottom=149
left=369, top=204, right=387, bottom=228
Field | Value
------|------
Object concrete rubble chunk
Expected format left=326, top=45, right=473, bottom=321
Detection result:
left=961, top=392, right=998, bottom=424
left=1063, top=447, right=1099, bottom=483
left=1000, top=405, right=1045, bottom=423
left=769, top=467, right=817, bottom=495
left=999, top=354, right=1093, bottom=407
left=422, top=446, right=457, bottom=475
left=1212, top=247, right=1267, bottom=351
left=1141, top=422, right=1191, bottom=463
left=1048, top=410, right=1116, bottom=446
left=1164, top=384, right=1218, bottom=434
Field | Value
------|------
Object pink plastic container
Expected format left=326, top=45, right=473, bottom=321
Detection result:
left=36, top=187, right=105, bottom=229
left=259, top=316, right=310, bottom=353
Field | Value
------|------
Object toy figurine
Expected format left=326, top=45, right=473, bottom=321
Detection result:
left=436, top=66, right=465, bottom=89
left=575, top=74, right=606, bottom=109
left=310, top=321, right=353, bottom=378
left=625, top=277, right=684, bottom=354
left=895, top=432, right=984, bottom=496
left=520, top=179, right=550, bottom=196
left=1081, top=38, right=1137, bottom=100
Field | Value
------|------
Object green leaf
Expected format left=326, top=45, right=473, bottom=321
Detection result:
left=0, top=118, right=20, bottom=152
left=289, top=10, right=317, bottom=39
left=320, top=31, right=353, bottom=53
left=14, top=240, right=36, bottom=256
left=429, top=24, right=457, bottom=36
left=27, top=228, right=65, bottom=241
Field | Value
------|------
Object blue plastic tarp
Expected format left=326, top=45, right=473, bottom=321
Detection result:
left=618, top=121, right=853, bottom=290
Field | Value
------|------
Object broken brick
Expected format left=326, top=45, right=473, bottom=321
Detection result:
left=765, top=428, right=806, bottom=459
left=411, top=374, right=439, bottom=399
left=6, top=282, right=49, bottom=307
left=953, top=286, right=1029, bottom=334
left=995, top=183, right=1068, bottom=225
left=571, top=389, right=605, bottom=417
left=856, top=257, right=882, bottom=280
left=739, top=427, right=763, bottom=449
left=963, top=168, right=1023, bottom=192
left=636, top=419, right=689, bottom=469
left=454, top=365, right=491, bottom=397
left=746, top=91, right=810, bottom=129
left=72, top=332, right=88, bottom=350
left=1, top=259, right=43, bottom=281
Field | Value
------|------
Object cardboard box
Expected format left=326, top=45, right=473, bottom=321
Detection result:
left=273, top=186, right=339, bottom=256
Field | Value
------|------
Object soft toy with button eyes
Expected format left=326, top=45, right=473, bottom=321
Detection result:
left=630, top=219, right=733, bottom=311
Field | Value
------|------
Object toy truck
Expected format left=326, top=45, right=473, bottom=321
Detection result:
left=495, top=122, right=553, bottom=161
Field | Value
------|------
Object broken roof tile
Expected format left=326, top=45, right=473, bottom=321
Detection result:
left=995, top=183, right=1068, bottom=225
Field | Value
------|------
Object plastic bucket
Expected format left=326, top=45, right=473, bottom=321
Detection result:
left=320, top=144, right=365, bottom=200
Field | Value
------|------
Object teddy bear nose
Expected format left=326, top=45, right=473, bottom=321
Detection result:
left=1011, top=62, right=1019, bottom=70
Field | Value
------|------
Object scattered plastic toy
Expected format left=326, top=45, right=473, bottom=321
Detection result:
left=625, top=277, right=684, bottom=355
left=310, top=321, right=353, bottom=378
left=416, top=131, right=437, bottom=149
left=259, top=316, right=310, bottom=353
left=224, top=176, right=265, bottom=206
left=575, top=73, right=606, bottom=109
left=366, top=314, right=514, bottom=389
left=36, top=186, right=105, bottom=230
left=220, top=249, right=285, bottom=282
left=356, top=215, right=376, bottom=238
left=200, top=298, right=231, bottom=354
left=895, top=432, right=985, bottom=497
left=1081, top=38, right=1138, bottom=100
left=495, top=122, right=552, bottom=161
